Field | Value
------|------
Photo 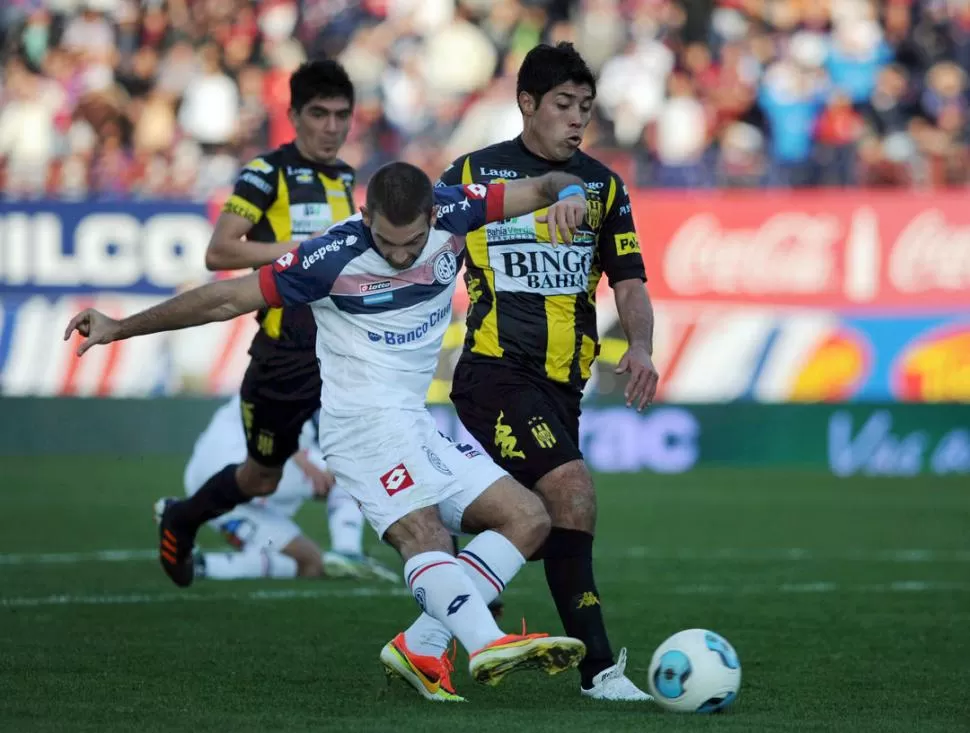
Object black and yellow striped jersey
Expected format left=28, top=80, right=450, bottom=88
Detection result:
left=437, top=137, right=646, bottom=392
left=222, top=143, right=355, bottom=368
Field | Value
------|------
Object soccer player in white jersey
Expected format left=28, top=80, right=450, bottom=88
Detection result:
left=162, top=395, right=397, bottom=582
left=65, top=161, right=591, bottom=700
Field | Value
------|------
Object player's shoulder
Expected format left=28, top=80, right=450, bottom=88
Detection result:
left=298, top=215, right=368, bottom=271
left=460, top=139, right=523, bottom=176
left=240, top=146, right=286, bottom=176
left=322, top=157, right=357, bottom=182
left=439, top=140, right=521, bottom=184
left=569, top=149, right=625, bottom=189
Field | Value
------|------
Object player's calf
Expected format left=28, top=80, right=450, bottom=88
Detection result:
left=533, top=459, right=617, bottom=689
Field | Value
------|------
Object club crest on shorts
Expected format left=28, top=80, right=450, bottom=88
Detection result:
left=423, top=446, right=453, bottom=475
left=432, top=250, right=458, bottom=285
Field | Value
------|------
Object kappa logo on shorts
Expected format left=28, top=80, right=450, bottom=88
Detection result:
left=423, top=446, right=453, bottom=475
left=380, top=463, right=415, bottom=496
left=494, top=411, right=525, bottom=460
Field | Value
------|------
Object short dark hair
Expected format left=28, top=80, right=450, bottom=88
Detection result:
left=517, top=42, right=596, bottom=106
left=366, top=162, right=434, bottom=226
left=290, top=58, right=355, bottom=112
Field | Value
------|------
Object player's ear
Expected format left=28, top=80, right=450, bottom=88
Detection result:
left=517, top=91, right=536, bottom=117
left=429, top=207, right=438, bottom=228
left=360, top=205, right=371, bottom=227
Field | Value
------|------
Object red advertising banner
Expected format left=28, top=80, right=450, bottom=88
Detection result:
left=631, top=191, right=970, bottom=311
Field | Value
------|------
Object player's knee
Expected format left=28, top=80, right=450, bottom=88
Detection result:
left=237, top=460, right=283, bottom=497
left=512, top=490, right=551, bottom=557
left=384, top=507, right=452, bottom=561
left=535, top=460, right=597, bottom=531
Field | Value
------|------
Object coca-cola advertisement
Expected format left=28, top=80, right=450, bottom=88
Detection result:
left=634, top=191, right=970, bottom=311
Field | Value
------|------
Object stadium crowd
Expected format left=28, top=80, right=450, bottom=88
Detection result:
left=1, top=0, right=969, bottom=200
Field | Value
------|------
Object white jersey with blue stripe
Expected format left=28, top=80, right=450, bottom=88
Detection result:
left=259, top=183, right=504, bottom=417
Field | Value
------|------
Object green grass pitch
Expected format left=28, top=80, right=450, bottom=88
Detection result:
left=1, top=457, right=968, bottom=732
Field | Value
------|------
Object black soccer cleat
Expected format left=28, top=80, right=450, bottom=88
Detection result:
left=153, top=498, right=196, bottom=588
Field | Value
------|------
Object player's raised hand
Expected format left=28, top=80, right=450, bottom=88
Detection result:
left=63, top=309, right=121, bottom=357
left=537, top=194, right=586, bottom=247
left=293, top=450, right=337, bottom=499
left=615, top=343, right=660, bottom=411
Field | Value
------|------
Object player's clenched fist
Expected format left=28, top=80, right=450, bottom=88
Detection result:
left=538, top=193, right=586, bottom=247
left=63, top=309, right=121, bottom=356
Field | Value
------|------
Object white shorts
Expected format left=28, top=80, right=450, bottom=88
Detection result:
left=320, top=409, right=509, bottom=538
left=183, top=396, right=314, bottom=552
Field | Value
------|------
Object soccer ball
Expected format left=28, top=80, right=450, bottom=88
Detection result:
left=647, top=629, right=741, bottom=713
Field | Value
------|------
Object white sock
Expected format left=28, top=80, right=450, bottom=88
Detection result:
left=457, top=530, right=525, bottom=602
left=327, top=486, right=365, bottom=556
left=401, top=613, right=454, bottom=658
left=202, top=549, right=298, bottom=579
left=403, top=551, right=502, bottom=654
left=404, top=532, right=525, bottom=657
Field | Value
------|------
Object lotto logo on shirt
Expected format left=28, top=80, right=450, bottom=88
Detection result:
left=274, top=249, right=298, bottom=271
left=380, top=464, right=415, bottom=496
left=464, top=183, right=487, bottom=199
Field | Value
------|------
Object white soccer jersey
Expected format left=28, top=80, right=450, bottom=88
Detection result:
left=258, top=183, right=504, bottom=417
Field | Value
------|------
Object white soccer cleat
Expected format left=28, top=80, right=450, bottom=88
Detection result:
left=323, top=551, right=398, bottom=582
left=580, top=648, right=654, bottom=701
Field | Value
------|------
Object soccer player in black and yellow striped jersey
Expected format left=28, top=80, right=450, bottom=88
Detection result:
left=154, top=60, right=361, bottom=588
left=438, top=43, right=660, bottom=700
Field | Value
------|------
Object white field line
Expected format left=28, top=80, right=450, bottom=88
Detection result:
left=2, top=546, right=970, bottom=567
left=0, top=586, right=410, bottom=608
left=2, top=581, right=968, bottom=610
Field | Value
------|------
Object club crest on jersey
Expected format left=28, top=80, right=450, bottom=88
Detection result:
left=585, top=199, right=604, bottom=230
left=432, top=250, right=458, bottom=284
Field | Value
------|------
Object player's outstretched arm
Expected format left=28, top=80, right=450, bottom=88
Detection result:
left=64, top=273, right=267, bottom=356
left=205, top=213, right=303, bottom=271
left=499, top=171, right=588, bottom=246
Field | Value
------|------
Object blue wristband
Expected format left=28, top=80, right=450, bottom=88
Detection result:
left=557, top=184, right=586, bottom=201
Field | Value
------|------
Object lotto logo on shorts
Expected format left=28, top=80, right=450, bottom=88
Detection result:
left=380, top=464, right=415, bottom=496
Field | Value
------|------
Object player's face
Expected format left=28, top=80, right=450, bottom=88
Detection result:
left=528, top=81, right=594, bottom=161
left=365, top=210, right=433, bottom=270
left=290, top=96, right=352, bottom=164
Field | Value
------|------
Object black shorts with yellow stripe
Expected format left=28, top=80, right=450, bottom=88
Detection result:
left=239, top=358, right=321, bottom=469
left=450, top=356, right=582, bottom=489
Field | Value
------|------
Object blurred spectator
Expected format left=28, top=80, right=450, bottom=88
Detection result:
left=3, top=0, right=970, bottom=200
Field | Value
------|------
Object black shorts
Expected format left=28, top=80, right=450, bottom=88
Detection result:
left=238, top=358, right=321, bottom=468
left=450, top=358, right=583, bottom=489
